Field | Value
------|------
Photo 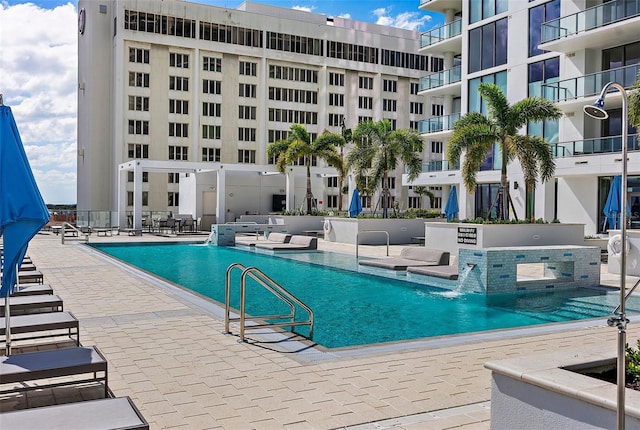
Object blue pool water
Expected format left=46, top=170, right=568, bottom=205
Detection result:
left=92, top=243, right=640, bottom=349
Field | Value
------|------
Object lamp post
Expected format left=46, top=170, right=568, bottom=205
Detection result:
left=584, top=82, right=629, bottom=430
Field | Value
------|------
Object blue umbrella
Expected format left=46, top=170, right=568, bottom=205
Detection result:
left=603, top=175, right=630, bottom=231
left=1, top=102, right=50, bottom=353
left=444, top=185, right=459, bottom=222
left=349, top=188, right=362, bottom=218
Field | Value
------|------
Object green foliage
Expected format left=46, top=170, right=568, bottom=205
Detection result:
left=626, top=340, right=640, bottom=383
left=458, top=217, right=553, bottom=225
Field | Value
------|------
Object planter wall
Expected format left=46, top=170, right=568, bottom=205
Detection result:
left=268, top=215, right=325, bottom=235
left=323, top=218, right=443, bottom=245
left=486, top=351, right=640, bottom=430
left=426, top=223, right=586, bottom=256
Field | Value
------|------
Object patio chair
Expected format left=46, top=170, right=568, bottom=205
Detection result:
left=0, top=396, right=149, bottom=430
left=11, top=284, right=54, bottom=297
left=0, top=312, right=80, bottom=347
left=0, top=294, right=63, bottom=316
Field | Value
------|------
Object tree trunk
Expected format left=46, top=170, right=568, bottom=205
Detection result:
left=306, top=159, right=313, bottom=214
left=382, top=173, right=389, bottom=219
left=338, top=147, right=344, bottom=212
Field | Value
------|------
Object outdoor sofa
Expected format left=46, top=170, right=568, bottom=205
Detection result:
left=358, top=247, right=450, bottom=271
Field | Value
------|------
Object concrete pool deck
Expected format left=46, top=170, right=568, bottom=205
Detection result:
left=2, top=231, right=640, bottom=429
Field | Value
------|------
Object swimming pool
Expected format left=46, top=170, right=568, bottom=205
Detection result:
left=92, top=243, right=640, bottom=349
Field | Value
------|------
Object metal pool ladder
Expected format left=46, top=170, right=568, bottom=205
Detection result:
left=224, top=263, right=314, bottom=342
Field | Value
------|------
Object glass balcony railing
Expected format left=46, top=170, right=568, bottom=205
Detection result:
left=540, top=64, right=640, bottom=102
left=552, top=134, right=638, bottom=158
left=420, top=160, right=459, bottom=172
left=542, top=0, right=640, bottom=43
left=420, top=19, right=462, bottom=48
left=419, top=113, right=461, bottom=134
left=419, top=66, right=462, bottom=92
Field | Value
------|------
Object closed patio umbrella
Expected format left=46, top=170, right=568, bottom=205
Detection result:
left=349, top=188, right=362, bottom=218
left=603, top=175, right=630, bottom=231
left=0, top=99, right=50, bottom=354
left=444, top=185, right=459, bottom=222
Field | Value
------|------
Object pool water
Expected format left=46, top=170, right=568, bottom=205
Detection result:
left=92, top=243, right=640, bottom=349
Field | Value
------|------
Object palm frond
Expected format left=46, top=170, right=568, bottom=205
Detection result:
left=510, top=97, right=563, bottom=129
left=478, top=83, right=510, bottom=126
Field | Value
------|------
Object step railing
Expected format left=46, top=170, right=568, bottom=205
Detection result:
left=355, top=230, right=389, bottom=259
left=224, top=263, right=314, bottom=342
left=61, top=222, right=89, bottom=244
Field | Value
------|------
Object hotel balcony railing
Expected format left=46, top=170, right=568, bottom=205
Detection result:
left=419, top=112, right=461, bottom=134
left=551, top=134, right=639, bottom=158
left=419, top=66, right=462, bottom=92
left=420, top=159, right=458, bottom=172
left=420, top=19, right=462, bottom=48
left=540, top=64, right=640, bottom=102
left=542, top=0, right=640, bottom=43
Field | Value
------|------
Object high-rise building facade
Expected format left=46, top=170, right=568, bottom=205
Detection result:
left=77, top=0, right=441, bottom=224
left=417, top=0, right=639, bottom=235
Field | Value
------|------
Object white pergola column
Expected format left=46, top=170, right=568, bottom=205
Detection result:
left=132, top=161, right=143, bottom=229
left=285, top=169, right=295, bottom=211
left=117, top=165, right=128, bottom=229
left=216, top=168, right=226, bottom=223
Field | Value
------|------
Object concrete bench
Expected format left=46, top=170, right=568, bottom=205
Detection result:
left=359, top=247, right=450, bottom=271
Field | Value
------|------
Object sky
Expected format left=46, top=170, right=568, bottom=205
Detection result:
left=0, top=0, right=443, bottom=205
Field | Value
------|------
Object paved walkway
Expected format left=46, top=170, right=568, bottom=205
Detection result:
left=2, top=231, right=640, bottom=429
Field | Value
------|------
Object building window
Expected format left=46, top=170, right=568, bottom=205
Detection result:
left=361, top=195, right=372, bottom=209
left=202, top=147, right=221, bottom=162
left=128, top=72, right=149, bottom=88
left=128, top=143, right=149, bottom=159
left=203, top=79, right=221, bottom=94
left=385, top=119, right=397, bottom=130
left=408, top=196, right=421, bottom=209
left=409, top=120, right=419, bottom=130
left=468, top=18, right=508, bottom=74
left=238, top=105, right=257, bottom=120
left=203, top=56, right=222, bottom=72
left=168, top=123, right=189, bottom=138
left=238, top=149, right=256, bottom=163
left=238, top=127, right=256, bottom=142
left=470, top=0, right=509, bottom=24
left=128, top=96, right=149, bottom=111
left=127, top=191, right=149, bottom=206
left=468, top=70, right=507, bottom=113
left=328, top=113, right=344, bottom=127
left=169, top=76, right=189, bottom=91
left=128, top=120, right=149, bottom=135
left=383, top=99, right=397, bottom=112
left=168, top=192, right=179, bottom=207
left=169, top=53, right=189, bottom=68
left=383, top=79, right=397, bottom=92
left=327, top=177, right=338, bottom=188
left=127, top=171, right=149, bottom=182
left=326, top=195, right=338, bottom=208
left=410, top=82, right=420, bottom=95
left=358, top=116, right=373, bottom=123
left=202, top=125, right=221, bottom=139
left=169, top=99, right=188, bottom=114
left=358, top=96, right=373, bottom=109
left=203, top=102, right=221, bottom=117
left=359, top=76, right=373, bottom=89
left=432, top=104, right=444, bottom=116
left=168, top=145, right=188, bottom=160
left=410, top=102, right=423, bottom=115
left=168, top=173, right=180, bottom=183
left=129, top=47, right=149, bottom=64
left=329, top=72, right=344, bottom=86
left=529, top=0, right=560, bottom=57
left=329, top=93, right=344, bottom=106
left=239, top=61, right=257, bottom=76
left=239, top=83, right=257, bottom=98
left=431, top=141, right=443, bottom=153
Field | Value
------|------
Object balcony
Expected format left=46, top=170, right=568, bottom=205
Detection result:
left=419, top=0, right=462, bottom=14
left=421, top=159, right=458, bottom=172
left=540, top=0, right=640, bottom=53
left=420, top=19, right=462, bottom=54
left=419, top=66, right=462, bottom=96
left=540, top=64, right=640, bottom=106
left=552, top=134, right=638, bottom=158
left=419, top=112, right=461, bottom=135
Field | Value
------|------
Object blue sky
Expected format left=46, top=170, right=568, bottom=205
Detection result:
left=0, top=0, right=442, bottom=204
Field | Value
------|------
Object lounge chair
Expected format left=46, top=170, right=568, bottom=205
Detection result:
left=0, top=294, right=64, bottom=316
left=17, top=270, right=44, bottom=284
left=255, top=235, right=317, bottom=251
left=358, top=247, right=450, bottom=271
left=0, top=396, right=149, bottom=430
left=0, top=312, right=80, bottom=347
left=407, top=265, right=459, bottom=280
left=11, top=284, right=54, bottom=297
left=0, top=345, right=108, bottom=397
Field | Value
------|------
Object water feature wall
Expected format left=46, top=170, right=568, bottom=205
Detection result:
left=458, top=245, right=601, bottom=294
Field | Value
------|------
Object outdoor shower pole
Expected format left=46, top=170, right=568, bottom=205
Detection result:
left=584, top=82, right=628, bottom=430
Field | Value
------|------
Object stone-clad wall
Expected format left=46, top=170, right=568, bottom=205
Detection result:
left=458, top=245, right=601, bottom=294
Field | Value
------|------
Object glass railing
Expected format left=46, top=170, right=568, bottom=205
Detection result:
left=540, top=64, right=640, bottom=102
left=420, top=159, right=459, bottom=172
left=420, top=19, right=462, bottom=48
left=419, top=66, right=462, bottom=92
left=542, top=0, right=640, bottom=43
left=552, top=134, right=638, bottom=158
left=418, top=113, right=461, bottom=134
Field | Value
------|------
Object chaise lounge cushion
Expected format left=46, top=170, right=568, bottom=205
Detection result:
left=264, top=232, right=291, bottom=243
left=359, top=247, right=450, bottom=270
left=407, top=265, right=459, bottom=280
left=255, top=235, right=317, bottom=250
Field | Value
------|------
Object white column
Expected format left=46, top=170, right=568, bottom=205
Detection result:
left=133, top=162, right=143, bottom=229
left=216, top=168, right=226, bottom=223
left=117, top=165, right=128, bottom=229
left=285, top=169, right=295, bottom=211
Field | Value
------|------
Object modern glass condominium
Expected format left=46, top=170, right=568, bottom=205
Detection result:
left=77, top=0, right=442, bottom=223
left=417, top=0, right=640, bottom=235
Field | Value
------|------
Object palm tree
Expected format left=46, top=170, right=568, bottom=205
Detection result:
left=630, top=73, right=640, bottom=130
left=446, top=83, right=562, bottom=221
left=338, top=119, right=354, bottom=212
left=267, top=124, right=344, bottom=214
left=347, top=119, right=424, bottom=218
left=411, top=185, right=435, bottom=209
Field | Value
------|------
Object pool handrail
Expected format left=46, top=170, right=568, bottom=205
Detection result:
left=355, top=230, right=389, bottom=259
left=224, top=263, right=314, bottom=342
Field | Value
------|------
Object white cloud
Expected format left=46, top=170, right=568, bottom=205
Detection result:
left=373, top=6, right=432, bottom=31
left=337, top=13, right=351, bottom=19
left=0, top=2, right=78, bottom=204
left=292, top=5, right=314, bottom=13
